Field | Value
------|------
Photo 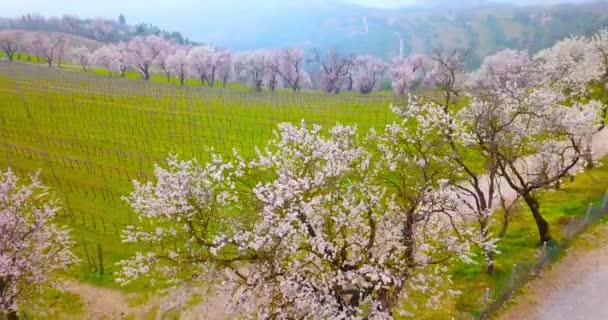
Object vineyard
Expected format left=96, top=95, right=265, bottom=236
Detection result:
left=2, top=44, right=608, bottom=318
left=0, top=61, right=401, bottom=287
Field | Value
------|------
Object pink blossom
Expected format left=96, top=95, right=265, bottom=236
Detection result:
left=0, top=169, right=77, bottom=314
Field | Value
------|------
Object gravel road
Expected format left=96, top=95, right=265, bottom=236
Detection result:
left=500, top=227, right=608, bottom=320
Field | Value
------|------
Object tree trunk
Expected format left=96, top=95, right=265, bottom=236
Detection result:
left=499, top=211, right=511, bottom=238
left=7, top=52, right=14, bottom=61
left=2, top=311, right=18, bottom=320
left=485, top=252, right=495, bottom=274
left=179, top=77, right=184, bottom=86
left=585, top=144, right=594, bottom=169
left=522, top=193, right=552, bottom=243
left=599, top=103, right=607, bottom=131
left=402, top=211, right=416, bottom=267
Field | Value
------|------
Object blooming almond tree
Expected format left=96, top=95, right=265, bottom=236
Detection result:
left=119, top=122, right=473, bottom=318
left=216, top=51, right=233, bottom=88
left=156, top=44, right=178, bottom=82
left=188, top=46, right=212, bottom=86
left=69, top=46, right=92, bottom=71
left=113, top=43, right=130, bottom=77
left=234, top=50, right=268, bottom=91
left=166, top=48, right=191, bottom=85
left=535, top=36, right=601, bottom=97
left=222, top=123, right=472, bottom=317
left=465, top=82, right=602, bottom=243
left=469, top=49, right=538, bottom=88
left=352, top=55, right=387, bottom=94
left=418, top=50, right=527, bottom=273
left=91, top=45, right=116, bottom=76
left=378, top=95, right=507, bottom=274
left=590, top=29, right=608, bottom=129
left=0, top=30, right=25, bottom=62
left=309, top=48, right=354, bottom=94
left=390, top=55, right=425, bottom=96
left=268, top=48, right=311, bottom=92
left=30, top=34, right=67, bottom=67
left=264, top=51, right=282, bottom=92
left=0, top=169, right=76, bottom=318
left=126, top=35, right=168, bottom=80
left=186, top=46, right=232, bottom=87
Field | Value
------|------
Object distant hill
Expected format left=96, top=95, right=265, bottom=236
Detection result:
left=0, top=14, right=198, bottom=46
left=160, top=0, right=608, bottom=66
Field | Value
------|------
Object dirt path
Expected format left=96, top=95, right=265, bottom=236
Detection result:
left=59, top=281, right=151, bottom=319
left=60, top=280, right=231, bottom=319
left=500, top=226, right=608, bottom=320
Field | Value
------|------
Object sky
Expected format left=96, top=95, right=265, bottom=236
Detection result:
left=2, top=0, right=592, bottom=19
left=1, top=0, right=421, bottom=33
left=2, top=0, right=469, bottom=18
left=2, top=0, right=592, bottom=18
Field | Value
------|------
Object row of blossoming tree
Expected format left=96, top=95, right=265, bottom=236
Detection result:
left=0, top=29, right=498, bottom=95
left=0, top=29, right=410, bottom=94
left=2, top=29, right=608, bottom=318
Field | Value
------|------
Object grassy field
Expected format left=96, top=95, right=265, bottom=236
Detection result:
left=2, top=60, right=608, bottom=318
left=0, top=61, right=402, bottom=290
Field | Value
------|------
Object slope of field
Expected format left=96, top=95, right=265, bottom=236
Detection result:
left=0, top=61, right=400, bottom=289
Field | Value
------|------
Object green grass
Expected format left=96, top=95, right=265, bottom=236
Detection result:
left=20, top=287, right=84, bottom=319
left=437, top=158, right=608, bottom=319
left=0, top=61, right=402, bottom=291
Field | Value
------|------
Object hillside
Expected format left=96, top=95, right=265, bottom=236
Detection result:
left=0, top=13, right=197, bottom=46
left=167, top=0, right=608, bottom=63
left=2, top=1, right=608, bottom=67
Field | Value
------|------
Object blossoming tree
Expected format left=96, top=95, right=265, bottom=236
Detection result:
left=234, top=50, right=268, bottom=91
left=352, top=55, right=387, bottom=94
left=390, top=55, right=425, bottom=96
left=466, top=82, right=601, bottom=243
left=126, top=35, right=168, bottom=80
left=267, top=48, right=311, bottom=92
left=166, top=48, right=191, bottom=85
left=30, top=33, right=67, bottom=67
left=0, top=169, right=76, bottom=319
left=309, top=48, right=354, bottom=94
left=0, top=30, right=25, bottom=62
left=119, top=122, right=474, bottom=318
